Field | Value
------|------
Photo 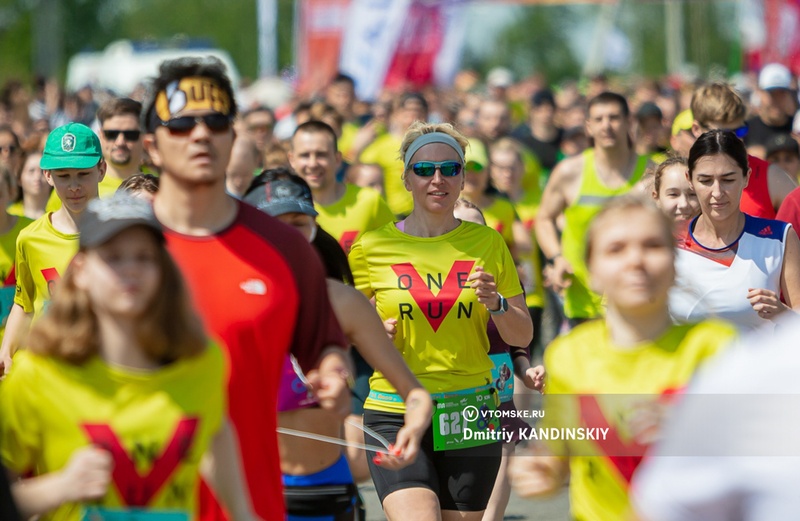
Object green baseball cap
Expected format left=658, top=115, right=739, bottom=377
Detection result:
left=40, top=123, right=102, bottom=170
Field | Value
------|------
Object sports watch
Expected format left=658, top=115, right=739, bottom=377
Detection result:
left=488, top=293, right=508, bottom=315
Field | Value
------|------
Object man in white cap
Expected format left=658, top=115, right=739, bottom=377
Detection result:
left=745, top=63, right=797, bottom=157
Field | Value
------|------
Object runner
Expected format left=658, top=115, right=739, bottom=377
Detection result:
left=689, top=82, right=796, bottom=218
left=117, top=173, right=159, bottom=202
left=488, top=138, right=547, bottom=353
left=536, top=92, right=650, bottom=325
left=139, top=56, right=351, bottom=521
left=0, top=122, right=105, bottom=374
left=649, top=155, right=700, bottom=233
left=0, top=195, right=258, bottom=520
left=96, top=97, right=145, bottom=196
left=0, top=165, right=32, bottom=345
left=669, top=130, right=800, bottom=331
left=243, top=169, right=432, bottom=520
left=8, top=151, right=58, bottom=220
left=509, top=194, right=737, bottom=520
left=289, top=121, right=393, bottom=255
left=460, top=138, right=520, bottom=259
left=452, top=198, right=545, bottom=521
left=349, top=122, right=533, bottom=520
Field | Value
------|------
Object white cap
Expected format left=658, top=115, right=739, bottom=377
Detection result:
left=487, top=67, right=514, bottom=88
left=759, top=63, right=793, bottom=90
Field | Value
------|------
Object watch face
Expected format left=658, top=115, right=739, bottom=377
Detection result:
left=501, top=296, right=509, bottom=311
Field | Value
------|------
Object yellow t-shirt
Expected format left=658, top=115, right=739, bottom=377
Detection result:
left=7, top=191, right=62, bottom=218
left=542, top=319, right=736, bottom=521
left=339, top=121, right=360, bottom=164
left=0, top=215, right=34, bottom=339
left=0, top=345, right=226, bottom=520
left=349, top=221, right=523, bottom=413
left=315, top=183, right=395, bottom=255
left=513, top=191, right=545, bottom=309
left=98, top=175, right=125, bottom=198
left=14, top=213, right=79, bottom=318
left=481, top=196, right=517, bottom=253
left=358, top=133, right=413, bottom=217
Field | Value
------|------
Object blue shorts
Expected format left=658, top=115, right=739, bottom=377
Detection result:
left=283, top=454, right=360, bottom=521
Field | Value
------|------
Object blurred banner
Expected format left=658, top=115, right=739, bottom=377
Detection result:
left=742, top=0, right=800, bottom=73
left=296, top=0, right=468, bottom=100
left=296, top=0, right=351, bottom=97
left=383, top=1, right=469, bottom=94
left=338, top=0, right=413, bottom=101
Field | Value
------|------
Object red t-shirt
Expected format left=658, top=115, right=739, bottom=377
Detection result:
left=164, top=201, right=347, bottom=521
left=742, top=155, right=776, bottom=219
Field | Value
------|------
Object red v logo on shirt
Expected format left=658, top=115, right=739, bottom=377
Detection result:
left=578, top=396, right=646, bottom=485
left=4, top=265, right=14, bottom=286
left=83, top=418, right=199, bottom=506
left=339, top=231, right=359, bottom=255
left=391, top=260, right=475, bottom=332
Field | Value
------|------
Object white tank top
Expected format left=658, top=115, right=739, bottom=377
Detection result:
left=670, top=214, right=790, bottom=332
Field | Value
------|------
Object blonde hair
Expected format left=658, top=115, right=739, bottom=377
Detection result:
left=28, top=242, right=207, bottom=365
left=585, top=194, right=676, bottom=263
left=489, top=137, right=524, bottom=164
left=690, top=83, right=747, bottom=126
left=399, top=121, right=469, bottom=178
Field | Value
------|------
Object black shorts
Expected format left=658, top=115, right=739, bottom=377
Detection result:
left=363, top=410, right=502, bottom=512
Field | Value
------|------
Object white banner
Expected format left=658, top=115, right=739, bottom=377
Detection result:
left=433, top=1, right=469, bottom=87
left=339, top=0, right=413, bottom=100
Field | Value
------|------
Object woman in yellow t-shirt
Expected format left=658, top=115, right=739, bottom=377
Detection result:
left=0, top=195, right=258, bottom=521
left=0, top=165, right=33, bottom=343
left=8, top=151, right=58, bottom=220
left=349, top=122, right=533, bottom=520
left=508, top=195, right=736, bottom=521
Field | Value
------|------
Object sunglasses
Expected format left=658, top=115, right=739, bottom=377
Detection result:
left=700, top=122, right=749, bottom=139
left=411, top=161, right=463, bottom=177
left=160, top=114, right=232, bottom=134
left=0, top=145, right=17, bottom=154
left=103, top=129, right=141, bottom=141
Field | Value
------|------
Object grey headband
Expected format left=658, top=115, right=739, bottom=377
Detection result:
left=403, top=132, right=466, bottom=170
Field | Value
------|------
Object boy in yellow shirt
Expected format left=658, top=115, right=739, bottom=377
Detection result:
left=0, top=123, right=105, bottom=374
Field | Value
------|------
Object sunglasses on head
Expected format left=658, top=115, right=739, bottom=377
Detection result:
left=160, top=113, right=232, bottom=134
left=411, top=161, right=463, bottom=177
left=701, top=122, right=749, bottom=139
left=103, top=129, right=141, bottom=141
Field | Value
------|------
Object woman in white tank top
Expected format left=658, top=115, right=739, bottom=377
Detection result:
left=669, top=130, right=800, bottom=331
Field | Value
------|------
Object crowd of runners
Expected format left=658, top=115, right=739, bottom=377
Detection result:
left=0, top=56, right=799, bottom=520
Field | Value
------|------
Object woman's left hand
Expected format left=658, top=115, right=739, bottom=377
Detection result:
left=747, top=288, right=789, bottom=321
left=468, top=266, right=501, bottom=311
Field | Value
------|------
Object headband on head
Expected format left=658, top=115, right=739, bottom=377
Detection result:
left=153, top=76, right=232, bottom=123
left=403, top=132, right=466, bottom=170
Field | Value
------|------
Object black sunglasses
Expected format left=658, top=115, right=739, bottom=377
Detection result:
left=411, top=161, right=463, bottom=177
left=160, top=114, right=232, bottom=134
left=103, top=129, right=141, bottom=141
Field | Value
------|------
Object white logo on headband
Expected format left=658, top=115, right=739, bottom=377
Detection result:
left=61, top=133, right=76, bottom=152
left=88, top=195, right=155, bottom=223
left=165, top=81, right=188, bottom=116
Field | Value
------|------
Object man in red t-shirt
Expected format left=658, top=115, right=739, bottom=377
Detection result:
left=688, top=82, right=797, bottom=218
left=141, top=57, right=351, bottom=521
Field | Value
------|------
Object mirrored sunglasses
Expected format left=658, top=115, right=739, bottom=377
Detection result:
left=411, top=161, right=463, bottom=177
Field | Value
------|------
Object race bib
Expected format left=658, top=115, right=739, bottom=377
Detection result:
left=432, top=388, right=500, bottom=451
left=81, top=507, right=188, bottom=521
left=489, top=353, right=514, bottom=403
